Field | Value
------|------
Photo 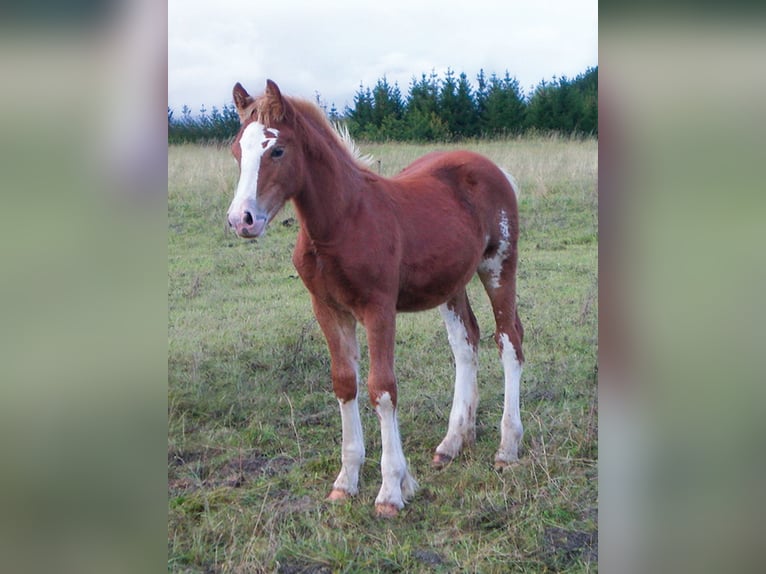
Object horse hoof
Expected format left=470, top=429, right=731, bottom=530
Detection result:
left=327, top=489, right=350, bottom=501
left=432, top=452, right=453, bottom=468
left=375, top=503, right=400, bottom=518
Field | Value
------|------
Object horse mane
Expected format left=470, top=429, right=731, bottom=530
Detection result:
left=248, top=92, right=374, bottom=169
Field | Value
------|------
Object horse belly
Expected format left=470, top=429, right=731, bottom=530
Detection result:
left=396, top=252, right=479, bottom=312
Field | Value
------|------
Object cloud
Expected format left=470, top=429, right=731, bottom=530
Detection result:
left=169, top=0, right=598, bottom=112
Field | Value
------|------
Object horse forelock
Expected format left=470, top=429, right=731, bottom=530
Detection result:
left=241, top=89, right=372, bottom=169
left=251, top=94, right=284, bottom=125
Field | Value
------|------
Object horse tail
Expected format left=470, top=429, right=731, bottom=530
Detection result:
left=501, top=169, right=520, bottom=200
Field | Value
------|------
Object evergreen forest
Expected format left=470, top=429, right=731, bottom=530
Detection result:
left=168, top=66, right=597, bottom=144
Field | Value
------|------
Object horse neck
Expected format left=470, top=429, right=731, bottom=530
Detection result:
left=292, top=142, right=366, bottom=246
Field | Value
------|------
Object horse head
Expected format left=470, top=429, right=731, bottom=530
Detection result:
left=227, top=80, right=301, bottom=238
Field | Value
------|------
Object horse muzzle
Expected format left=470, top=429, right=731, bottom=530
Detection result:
left=228, top=210, right=268, bottom=238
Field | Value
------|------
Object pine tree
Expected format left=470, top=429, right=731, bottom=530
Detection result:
left=328, top=103, right=341, bottom=123
left=526, top=74, right=592, bottom=134
left=573, top=67, right=598, bottom=135
left=438, top=68, right=459, bottom=138
left=481, top=72, right=525, bottom=136
left=454, top=72, right=478, bottom=138
left=404, top=72, right=442, bottom=141
left=346, top=83, right=374, bottom=137
left=371, top=76, right=405, bottom=128
left=475, top=69, right=489, bottom=128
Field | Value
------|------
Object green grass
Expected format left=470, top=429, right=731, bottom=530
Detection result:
left=168, top=135, right=598, bottom=573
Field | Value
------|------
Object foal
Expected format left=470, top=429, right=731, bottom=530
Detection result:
left=227, top=80, right=524, bottom=517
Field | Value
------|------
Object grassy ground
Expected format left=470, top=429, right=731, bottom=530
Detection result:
left=168, top=135, right=598, bottom=573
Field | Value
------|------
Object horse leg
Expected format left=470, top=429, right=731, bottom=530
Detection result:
left=433, top=290, right=480, bottom=468
left=364, top=309, right=418, bottom=517
left=310, top=296, right=365, bottom=500
left=479, top=261, right=525, bottom=468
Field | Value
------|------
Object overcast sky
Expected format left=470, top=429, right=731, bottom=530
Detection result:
left=169, top=0, right=597, bottom=114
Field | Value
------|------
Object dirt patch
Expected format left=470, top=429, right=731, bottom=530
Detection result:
left=540, top=526, right=598, bottom=568
left=169, top=451, right=294, bottom=493
left=463, top=500, right=522, bottom=531
left=413, top=549, right=445, bottom=566
left=221, top=453, right=293, bottom=480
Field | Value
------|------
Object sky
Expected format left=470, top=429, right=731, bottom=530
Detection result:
left=169, top=0, right=597, bottom=114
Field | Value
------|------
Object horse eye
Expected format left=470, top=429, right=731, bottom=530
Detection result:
left=271, top=147, right=284, bottom=158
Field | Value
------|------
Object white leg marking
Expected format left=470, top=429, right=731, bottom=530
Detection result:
left=479, top=209, right=510, bottom=289
left=333, top=397, right=365, bottom=495
left=436, top=304, right=479, bottom=460
left=496, top=334, right=524, bottom=464
left=375, top=392, right=417, bottom=509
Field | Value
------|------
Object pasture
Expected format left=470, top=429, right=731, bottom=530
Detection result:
left=168, top=136, right=598, bottom=572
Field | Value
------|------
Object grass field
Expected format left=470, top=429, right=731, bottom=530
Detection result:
left=168, top=136, right=598, bottom=573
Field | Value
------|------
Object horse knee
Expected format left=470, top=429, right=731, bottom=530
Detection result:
left=494, top=329, right=524, bottom=364
left=368, top=377, right=398, bottom=409
left=332, top=368, right=358, bottom=403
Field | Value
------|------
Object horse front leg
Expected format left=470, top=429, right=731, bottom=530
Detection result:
left=365, top=311, right=418, bottom=517
left=310, top=297, right=365, bottom=500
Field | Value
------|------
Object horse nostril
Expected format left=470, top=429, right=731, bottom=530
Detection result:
left=243, top=211, right=253, bottom=226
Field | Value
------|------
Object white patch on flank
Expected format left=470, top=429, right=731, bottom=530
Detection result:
left=502, top=169, right=521, bottom=199
left=480, top=209, right=511, bottom=289
left=496, top=333, right=524, bottom=464
left=375, top=392, right=417, bottom=509
left=436, top=305, right=479, bottom=459
left=228, top=122, right=278, bottom=218
left=333, top=397, right=365, bottom=495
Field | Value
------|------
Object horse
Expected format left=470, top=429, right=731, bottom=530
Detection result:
left=226, top=80, right=524, bottom=517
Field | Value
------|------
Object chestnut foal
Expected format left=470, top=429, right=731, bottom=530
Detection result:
left=227, top=80, right=524, bottom=517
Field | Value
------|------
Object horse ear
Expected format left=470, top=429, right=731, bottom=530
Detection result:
left=232, top=82, right=253, bottom=122
left=265, top=79, right=282, bottom=101
left=264, top=79, right=288, bottom=121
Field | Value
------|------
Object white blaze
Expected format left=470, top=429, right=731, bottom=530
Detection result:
left=228, top=122, right=279, bottom=217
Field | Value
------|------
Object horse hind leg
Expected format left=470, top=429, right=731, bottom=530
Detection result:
left=433, top=291, right=480, bottom=468
left=479, top=260, right=525, bottom=468
left=494, top=308, right=524, bottom=467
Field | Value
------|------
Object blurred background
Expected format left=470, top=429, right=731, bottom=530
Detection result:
left=0, top=1, right=764, bottom=572
left=0, top=1, right=167, bottom=572
left=600, top=3, right=766, bottom=573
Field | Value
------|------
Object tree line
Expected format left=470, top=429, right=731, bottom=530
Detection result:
left=168, top=103, right=241, bottom=144
left=168, top=66, right=597, bottom=144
